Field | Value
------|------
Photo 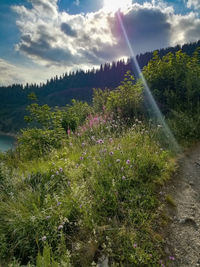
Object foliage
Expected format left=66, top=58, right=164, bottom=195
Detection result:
left=62, top=99, right=92, bottom=131
left=93, top=71, right=143, bottom=120
left=143, top=49, right=200, bottom=114
left=143, top=48, right=200, bottom=143
left=17, top=128, right=65, bottom=160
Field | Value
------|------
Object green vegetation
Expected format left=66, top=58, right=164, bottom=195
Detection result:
left=143, top=49, right=200, bottom=145
left=0, top=48, right=200, bottom=266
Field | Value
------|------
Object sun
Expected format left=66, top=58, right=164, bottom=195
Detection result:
left=103, top=0, right=132, bottom=12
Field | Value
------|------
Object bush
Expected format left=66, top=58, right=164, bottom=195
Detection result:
left=17, top=128, right=65, bottom=160
left=93, top=71, right=143, bottom=121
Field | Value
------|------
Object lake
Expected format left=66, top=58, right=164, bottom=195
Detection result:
left=0, top=134, right=16, bottom=152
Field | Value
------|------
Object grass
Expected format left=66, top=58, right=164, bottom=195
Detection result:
left=0, top=118, right=177, bottom=267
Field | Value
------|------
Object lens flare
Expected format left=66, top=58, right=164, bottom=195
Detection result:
left=116, top=11, right=180, bottom=153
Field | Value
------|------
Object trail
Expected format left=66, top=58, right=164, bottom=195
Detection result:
left=164, top=144, right=200, bottom=267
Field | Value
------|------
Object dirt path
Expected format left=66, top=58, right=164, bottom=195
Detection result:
left=164, top=144, right=200, bottom=266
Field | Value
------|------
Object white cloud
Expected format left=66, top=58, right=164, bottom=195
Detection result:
left=187, top=0, right=200, bottom=10
left=170, top=12, right=200, bottom=45
left=0, top=58, right=69, bottom=86
left=2, top=0, right=199, bottom=85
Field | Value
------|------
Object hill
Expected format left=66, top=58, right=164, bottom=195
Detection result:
left=0, top=40, right=200, bottom=133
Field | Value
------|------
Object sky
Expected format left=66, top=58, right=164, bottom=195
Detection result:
left=0, top=0, right=200, bottom=86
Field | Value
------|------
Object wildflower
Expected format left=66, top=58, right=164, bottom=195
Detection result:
left=82, top=142, right=85, bottom=147
left=59, top=167, right=63, bottom=172
left=169, top=256, right=175, bottom=261
left=109, top=138, right=113, bottom=142
left=80, top=157, right=84, bottom=160
left=116, top=159, right=120, bottom=163
left=133, top=243, right=137, bottom=248
left=122, top=176, right=126, bottom=180
left=58, top=225, right=63, bottom=230
left=41, top=236, right=47, bottom=242
left=103, top=148, right=107, bottom=153
left=56, top=171, right=59, bottom=175
left=69, top=142, right=73, bottom=146
left=51, top=175, right=55, bottom=178
left=80, top=204, right=82, bottom=209
left=46, top=216, right=51, bottom=220
left=110, top=151, right=114, bottom=155
left=97, top=139, right=104, bottom=144
left=126, top=159, right=130, bottom=164
left=121, top=167, right=124, bottom=171
left=82, top=152, right=87, bottom=156
left=57, top=201, right=61, bottom=206
left=68, top=181, right=71, bottom=186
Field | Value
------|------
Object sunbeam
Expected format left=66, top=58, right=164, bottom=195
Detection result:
left=116, top=11, right=181, bottom=153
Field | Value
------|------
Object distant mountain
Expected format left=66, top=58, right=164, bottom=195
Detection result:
left=0, top=40, right=200, bottom=133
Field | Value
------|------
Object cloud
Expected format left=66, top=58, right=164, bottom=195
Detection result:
left=61, top=23, right=77, bottom=37
left=4, top=0, right=199, bottom=85
left=187, top=0, right=200, bottom=10
left=0, top=58, right=68, bottom=86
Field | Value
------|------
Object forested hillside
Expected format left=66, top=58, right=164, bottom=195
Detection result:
left=0, top=40, right=200, bottom=133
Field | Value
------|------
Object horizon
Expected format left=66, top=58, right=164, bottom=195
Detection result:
left=0, top=0, right=200, bottom=86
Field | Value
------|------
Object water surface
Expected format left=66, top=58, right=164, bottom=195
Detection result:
left=0, top=134, right=15, bottom=152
